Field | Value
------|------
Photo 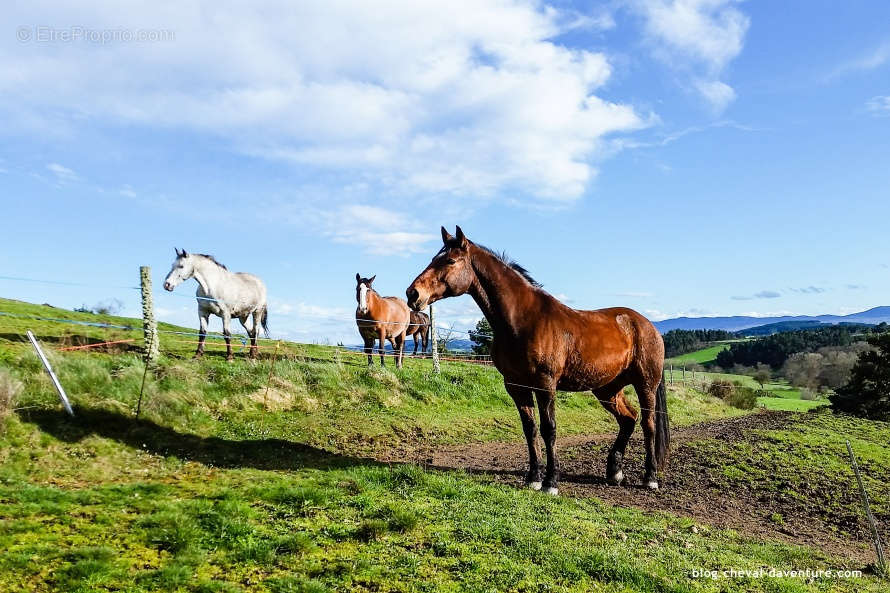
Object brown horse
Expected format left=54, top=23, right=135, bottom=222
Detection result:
left=356, top=274, right=411, bottom=368
left=406, top=227, right=669, bottom=493
left=407, top=310, right=431, bottom=355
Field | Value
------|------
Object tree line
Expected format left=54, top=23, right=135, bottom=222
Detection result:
left=714, top=325, right=875, bottom=369
left=662, top=329, right=735, bottom=358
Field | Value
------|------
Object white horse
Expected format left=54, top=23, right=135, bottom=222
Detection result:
left=163, top=248, right=269, bottom=360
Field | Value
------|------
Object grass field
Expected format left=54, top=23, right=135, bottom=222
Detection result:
left=665, top=343, right=730, bottom=366
left=665, top=349, right=829, bottom=412
left=0, top=298, right=886, bottom=592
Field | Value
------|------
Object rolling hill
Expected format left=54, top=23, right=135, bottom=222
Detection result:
left=654, top=306, right=890, bottom=333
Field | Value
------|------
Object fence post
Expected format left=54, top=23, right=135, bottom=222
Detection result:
left=669, top=364, right=673, bottom=386
left=140, top=266, right=159, bottom=364
left=847, top=440, right=887, bottom=574
left=430, top=305, right=440, bottom=374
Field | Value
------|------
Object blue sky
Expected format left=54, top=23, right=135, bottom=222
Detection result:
left=1, top=1, right=889, bottom=344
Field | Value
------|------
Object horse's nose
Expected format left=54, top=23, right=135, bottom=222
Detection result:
left=406, top=287, right=419, bottom=306
left=164, top=282, right=172, bottom=291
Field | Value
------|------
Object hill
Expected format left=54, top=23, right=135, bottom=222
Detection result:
left=654, top=306, right=890, bottom=332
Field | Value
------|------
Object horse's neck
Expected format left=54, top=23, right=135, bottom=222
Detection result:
left=467, top=245, right=540, bottom=337
left=367, top=289, right=384, bottom=315
left=192, top=259, right=229, bottom=296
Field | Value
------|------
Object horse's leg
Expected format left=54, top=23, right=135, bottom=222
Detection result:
left=535, top=388, right=560, bottom=495
left=594, top=382, right=638, bottom=486
left=248, top=311, right=261, bottom=359
left=239, top=315, right=254, bottom=360
left=378, top=327, right=386, bottom=367
left=222, top=312, right=234, bottom=362
left=504, top=382, right=542, bottom=489
left=633, top=377, right=660, bottom=490
left=412, top=331, right=419, bottom=356
left=194, top=311, right=209, bottom=359
left=396, top=330, right=406, bottom=369
left=363, top=336, right=374, bottom=367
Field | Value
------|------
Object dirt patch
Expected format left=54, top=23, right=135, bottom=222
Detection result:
left=377, top=411, right=880, bottom=565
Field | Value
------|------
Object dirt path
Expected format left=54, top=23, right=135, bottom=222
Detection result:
left=378, top=411, right=877, bottom=564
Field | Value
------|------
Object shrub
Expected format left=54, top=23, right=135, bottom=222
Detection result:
left=707, top=379, right=734, bottom=400
left=726, top=385, right=758, bottom=410
left=706, top=379, right=757, bottom=409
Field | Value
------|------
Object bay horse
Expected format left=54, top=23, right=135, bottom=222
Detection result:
left=406, top=227, right=669, bottom=493
left=355, top=274, right=410, bottom=369
left=408, top=310, right=431, bottom=355
left=164, top=248, right=269, bottom=361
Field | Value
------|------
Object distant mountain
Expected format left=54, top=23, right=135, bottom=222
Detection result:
left=654, top=306, right=890, bottom=333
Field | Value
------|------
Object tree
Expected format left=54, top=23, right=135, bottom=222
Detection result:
left=830, top=333, right=890, bottom=420
left=469, top=318, right=492, bottom=355
left=753, top=364, right=771, bottom=389
left=435, top=323, right=459, bottom=354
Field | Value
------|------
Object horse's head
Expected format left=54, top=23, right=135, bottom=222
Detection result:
left=406, top=226, right=473, bottom=310
left=355, top=273, right=376, bottom=314
left=164, top=248, right=196, bottom=291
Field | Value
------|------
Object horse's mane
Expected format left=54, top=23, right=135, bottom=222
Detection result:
left=475, top=244, right=541, bottom=288
left=196, top=254, right=228, bottom=270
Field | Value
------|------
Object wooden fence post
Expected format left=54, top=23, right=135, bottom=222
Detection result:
left=430, top=305, right=440, bottom=374
left=140, top=266, right=159, bottom=364
left=847, top=440, right=887, bottom=574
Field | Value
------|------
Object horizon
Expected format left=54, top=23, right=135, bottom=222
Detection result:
left=2, top=1, right=888, bottom=345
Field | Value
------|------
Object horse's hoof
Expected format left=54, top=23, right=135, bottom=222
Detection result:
left=226, top=357, right=235, bottom=363
left=543, top=487, right=559, bottom=496
left=607, top=470, right=624, bottom=486
left=526, top=481, right=542, bottom=491
left=645, top=479, right=659, bottom=490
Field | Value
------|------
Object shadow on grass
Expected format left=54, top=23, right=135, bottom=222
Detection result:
left=18, top=407, right=377, bottom=473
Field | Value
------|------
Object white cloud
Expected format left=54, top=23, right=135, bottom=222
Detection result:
left=866, top=95, right=890, bottom=117
left=2, top=1, right=646, bottom=203
left=631, top=0, right=749, bottom=110
left=119, top=184, right=137, bottom=198
left=304, top=204, right=438, bottom=256
left=825, top=42, right=890, bottom=81
left=693, top=79, right=736, bottom=112
left=46, top=162, right=77, bottom=182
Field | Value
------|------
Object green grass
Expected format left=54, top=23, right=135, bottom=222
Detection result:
left=688, top=410, right=890, bottom=533
left=0, top=298, right=887, bottom=592
left=0, top=298, right=748, bottom=453
left=667, top=368, right=830, bottom=413
left=666, top=343, right=730, bottom=366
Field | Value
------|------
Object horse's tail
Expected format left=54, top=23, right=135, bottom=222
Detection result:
left=261, top=306, right=270, bottom=338
left=655, top=374, right=670, bottom=471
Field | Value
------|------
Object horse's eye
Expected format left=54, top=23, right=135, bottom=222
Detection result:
left=446, top=258, right=457, bottom=265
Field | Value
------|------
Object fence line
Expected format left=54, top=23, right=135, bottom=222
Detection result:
left=0, top=307, right=493, bottom=356
left=0, top=272, right=496, bottom=340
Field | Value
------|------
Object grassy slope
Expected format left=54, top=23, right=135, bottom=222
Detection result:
left=665, top=343, right=729, bottom=366
left=0, top=298, right=745, bottom=452
left=0, top=299, right=886, bottom=592
left=688, top=411, right=890, bottom=535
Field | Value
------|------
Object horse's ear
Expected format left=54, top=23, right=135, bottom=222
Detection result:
left=174, top=247, right=181, bottom=257
left=369, top=275, right=376, bottom=284
left=356, top=273, right=361, bottom=283
left=181, top=248, right=188, bottom=257
left=441, top=226, right=454, bottom=244
left=455, top=226, right=467, bottom=248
